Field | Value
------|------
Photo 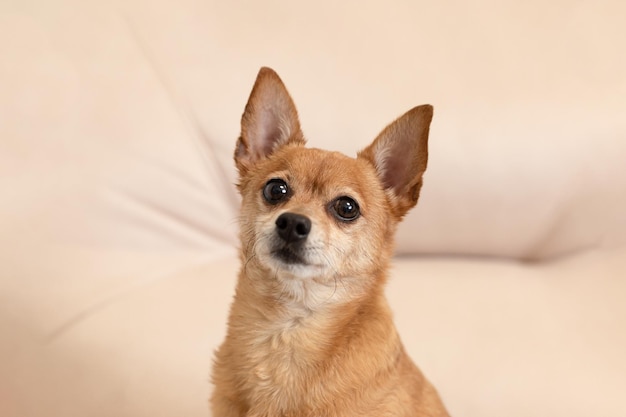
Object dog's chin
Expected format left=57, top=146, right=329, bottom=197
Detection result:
left=260, top=246, right=324, bottom=279
left=272, top=246, right=307, bottom=265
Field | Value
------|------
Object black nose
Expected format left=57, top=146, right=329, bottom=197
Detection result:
left=275, top=213, right=311, bottom=244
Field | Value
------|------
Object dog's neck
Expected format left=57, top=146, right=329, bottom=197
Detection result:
left=240, top=259, right=381, bottom=318
left=232, top=268, right=390, bottom=353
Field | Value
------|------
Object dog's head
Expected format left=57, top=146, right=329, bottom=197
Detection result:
left=234, top=68, right=432, bottom=302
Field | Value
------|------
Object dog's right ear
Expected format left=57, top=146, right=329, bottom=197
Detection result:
left=235, top=67, right=305, bottom=175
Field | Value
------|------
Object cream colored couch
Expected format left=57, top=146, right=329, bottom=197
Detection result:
left=2, top=1, right=625, bottom=416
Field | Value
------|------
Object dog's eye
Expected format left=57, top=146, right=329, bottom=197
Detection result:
left=263, top=179, right=290, bottom=204
left=331, top=197, right=360, bottom=221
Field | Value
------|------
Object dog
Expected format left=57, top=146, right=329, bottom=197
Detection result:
left=211, top=67, right=449, bottom=417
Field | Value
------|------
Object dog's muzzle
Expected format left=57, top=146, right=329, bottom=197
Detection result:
left=272, top=212, right=311, bottom=264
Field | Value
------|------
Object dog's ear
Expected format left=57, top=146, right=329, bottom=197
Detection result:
left=358, top=105, right=433, bottom=218
left=235, top=67, right=305, bottom=174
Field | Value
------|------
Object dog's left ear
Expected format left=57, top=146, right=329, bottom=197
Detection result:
left=358, top=105, right=433, bottom=218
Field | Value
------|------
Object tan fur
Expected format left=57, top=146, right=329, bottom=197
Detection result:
left=211, top=67, right=449, bottom=417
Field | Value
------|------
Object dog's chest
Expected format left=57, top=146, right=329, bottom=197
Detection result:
left=240, top=311, right=329, bottom=409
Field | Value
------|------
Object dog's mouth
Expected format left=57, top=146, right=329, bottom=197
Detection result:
left=271, top=246, right=308, bottom=265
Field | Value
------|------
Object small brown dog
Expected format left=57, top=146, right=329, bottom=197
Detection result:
left=211, top=67, right=449, bottom=417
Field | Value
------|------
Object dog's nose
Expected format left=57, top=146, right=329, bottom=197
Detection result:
left=275, top=213, right=311, bottom=244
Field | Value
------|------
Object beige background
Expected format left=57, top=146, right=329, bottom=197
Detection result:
left=1, top=1, right=625, bottom=416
